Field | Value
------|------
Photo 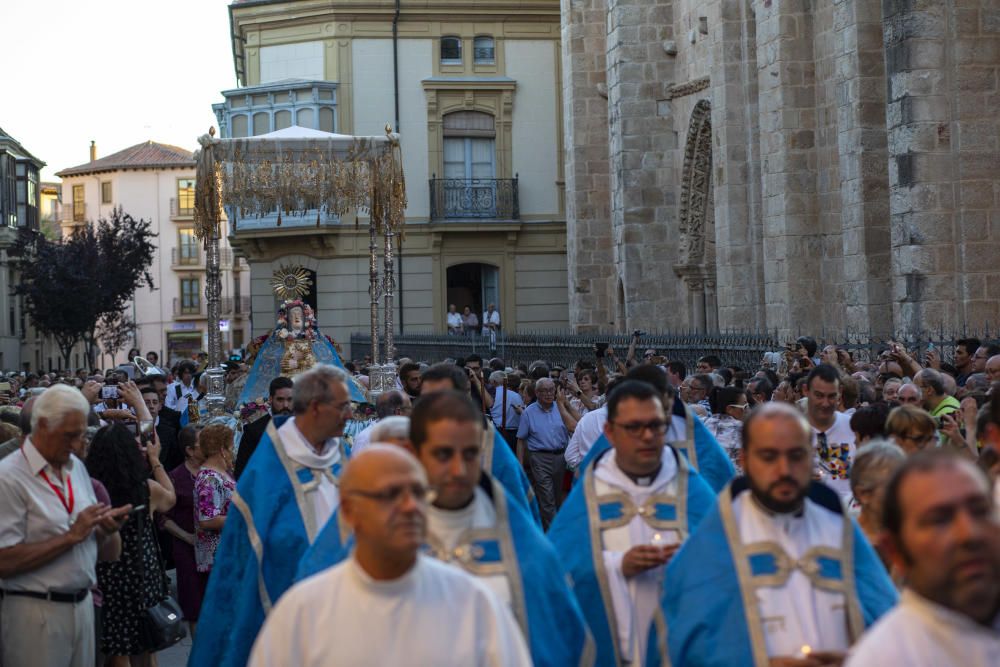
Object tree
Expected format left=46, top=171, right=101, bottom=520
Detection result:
left=13, top=207, right=157, bottom=369
left=96, top=311, right=138, bottom=364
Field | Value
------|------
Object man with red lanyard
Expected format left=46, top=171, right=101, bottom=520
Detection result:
left=0, top=385, right=130, bottom=667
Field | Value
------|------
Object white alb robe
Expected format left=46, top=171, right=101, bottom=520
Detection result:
left=248, top=555, right=532, bottom=667
left=733, top=493, right=851, bottom=658
left=845, top=588, right=1000, bottom=667
left=597, top=448, right=681, bottom=666
left=426, top=486, right=513, bottom=608
left=278, top=417, right=342, bottom=528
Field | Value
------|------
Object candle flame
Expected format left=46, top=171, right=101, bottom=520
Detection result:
left=800, top=645, right=812, bottom=656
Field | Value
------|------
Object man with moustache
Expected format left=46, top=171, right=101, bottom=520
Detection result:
left=845, top=450, right=1000, bottom=666
left=665, top=403, right=898, bottom=667
left=249, top=446, right=530, bottom=666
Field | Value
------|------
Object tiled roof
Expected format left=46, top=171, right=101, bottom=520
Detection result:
left=56, top=140, right=194, bottom=177
left=0, top=126, right=45, bottom=167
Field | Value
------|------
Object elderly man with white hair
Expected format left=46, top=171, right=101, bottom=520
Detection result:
left=516, top=377, right=574, bottom=528
left=350, top=390, right=412, bottom=454
left=0, top=385, right=130, bottom=667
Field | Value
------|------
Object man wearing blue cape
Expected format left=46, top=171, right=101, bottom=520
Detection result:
left=299, top=391, right=592, bottom=666
left=576, top=366, right=734, bottom=493
left=548, top=381, right=717, bottom=666
left=665, top=403, right=898, bottom=667
left=189, top=365, right=355, bottom=667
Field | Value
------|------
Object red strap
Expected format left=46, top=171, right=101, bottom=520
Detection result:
left=39, top=469, right=75, bottom=515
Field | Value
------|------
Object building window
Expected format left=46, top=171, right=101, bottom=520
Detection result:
left=232, top=328, right=244, bottom=350
left=474, top=36, right=495, bottom=64
left=72, top=184, right=85, bottom=222
left=177, top=179, right=195, bottom=216
left=178, top=229, right=199, bottom=265
left=180, top=278, right=200, bottom=315
left=441, top=36, right=462, bottom=64
left=101, top=181, right=112, bottom=204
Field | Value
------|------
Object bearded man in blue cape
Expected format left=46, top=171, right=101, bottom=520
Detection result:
left=576, top=366, right=734, bottom=493
left=189, top=365, right=355, bottom=667
left=548, top=380, right=717, bottom=666
left=664, top=403, right=897, bottom=667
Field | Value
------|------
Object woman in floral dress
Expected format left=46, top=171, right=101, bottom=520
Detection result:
left=194, top=424, right=236, bottom=574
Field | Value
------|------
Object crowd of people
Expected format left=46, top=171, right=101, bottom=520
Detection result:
left=1, top=331, right=999, bottom=666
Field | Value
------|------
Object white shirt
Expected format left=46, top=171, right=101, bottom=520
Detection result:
left=351, top=422, right=377, bottom=454
left=426, top=486, right=512, bottom=608
left=733, top=493, right=851, bottom=658
left=845, top=588, right=1000, bottom=667
left=810, top=412, right=856, bottom=504
left=481, top=310, right=501, bottom=335
left=165, top=379, right=198, bottom=413
left=277, top=417, right=342, bottom=529
left=565, top=409, right=684, bottom=469
left=448, top=312, right=464, bottom=330
left=248, top=555, right=531, bottom=667
left=597, top=448, right=681, bottom=666
left=0, top=439, right=100, bottom=592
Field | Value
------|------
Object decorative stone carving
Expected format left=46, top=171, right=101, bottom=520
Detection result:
left=666, top=77, right=710, bottom=101
left=677, top=100, right=713, bottom=267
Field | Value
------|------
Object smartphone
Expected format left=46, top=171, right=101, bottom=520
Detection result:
left=101, top=385, right=119, bottom=400
left=130, top=504, right=147, bottom=515
left=138, top=419, right=155, bottom=445
left=595, top=342, right=609, bottom=358
left=566, top=371, right=576, bottom=383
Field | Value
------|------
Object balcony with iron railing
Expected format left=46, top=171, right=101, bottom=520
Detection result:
left=59, top=202, right=87, bottom=224
left=170, top=247, right=232, bottom=269
left=173, top=295, right=244, bottom=319
left=429, top=177, right=519, bottom=221
left=170, top=197, right=195, bottom=219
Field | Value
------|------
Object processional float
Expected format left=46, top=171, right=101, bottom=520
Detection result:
left=192, top=124, right=407, bottom=415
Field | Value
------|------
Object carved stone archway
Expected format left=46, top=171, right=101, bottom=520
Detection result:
left=674, top=99, right=718, bottom=331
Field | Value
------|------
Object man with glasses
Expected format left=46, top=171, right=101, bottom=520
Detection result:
left=549, top=381, right=716, bottom=666
left=249, top=446, right=531, bottom=666
left=665, top=403, right=897, bottom=666
left=192, top=365, right=355, bottom=667
left=685, top=373, right=714, bottom=416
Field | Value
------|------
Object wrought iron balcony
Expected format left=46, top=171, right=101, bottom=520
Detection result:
left=60, top=202, right=86, bottom=224
left=429, top=177, right=519, bottom=221
left=170, top=198, right=195, bottom=219
left=170, top=247, right=232, bottom=268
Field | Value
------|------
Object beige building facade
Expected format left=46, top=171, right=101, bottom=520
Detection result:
left=221, top=0, right=569, bottom=355
left=563, top=0, right=1000, bottom=337
left=54, top=142, right=250, bottom=369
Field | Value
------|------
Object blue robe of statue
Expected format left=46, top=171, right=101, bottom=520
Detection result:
left=664, top=478, right=898, bottom=667
left=482, top=422, right=541, bottom=525
left=577, top=404, right=734, bottom=493
left=298, top=474, right=593, bottom=667
left=237, top=331, right=366, bottom=405
left=548, top=445, right=716, bottom=667
left=188, top=418, right=349, bottom=667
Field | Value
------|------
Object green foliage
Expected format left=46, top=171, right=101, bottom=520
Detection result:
left=13, top=207, right=157, bottom=368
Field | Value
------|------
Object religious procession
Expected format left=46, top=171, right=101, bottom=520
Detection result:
left=4, top=0, right=1000, bottom=666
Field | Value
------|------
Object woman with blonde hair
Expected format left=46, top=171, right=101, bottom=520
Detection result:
left=195, top=423, right=235, bottom=576
left=885, top=404, right=937, bottom=454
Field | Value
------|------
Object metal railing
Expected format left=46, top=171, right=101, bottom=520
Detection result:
left=234, top=296, right=250, bottom=315
left=429, top=177, right=519, bottom=220
left=172, top=296, right=241, bottom=318
left=350, top=327, right=1000, bottom=370
left=60, top=202, right=86, bottom=224
left=173, top=297, right=204, bottom=317
left=170, top=247, right=232, bottom=267
left=170, top=197, right=195, bottom=218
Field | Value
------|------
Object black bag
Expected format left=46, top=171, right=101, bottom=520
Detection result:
left=134, top=508, right=187, bottom=652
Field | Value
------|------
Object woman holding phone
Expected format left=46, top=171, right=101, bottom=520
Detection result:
left=85, top=422, right=177, bottom=666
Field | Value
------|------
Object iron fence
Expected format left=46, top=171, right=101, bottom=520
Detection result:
left=349, top=328, right=1000, bottom=372
left=429, top=177, right=519, bottom=220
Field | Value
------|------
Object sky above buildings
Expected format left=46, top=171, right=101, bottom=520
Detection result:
left=3, top=0, right=235, bottom=180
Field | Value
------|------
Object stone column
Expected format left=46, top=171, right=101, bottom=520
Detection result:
left=606, top=0, right=679, bottom=331
left=562, top=0, right=616, bottom=332
left=755, top=0, right=823, bottom=337
left=835, top=0, right=892, bottom=335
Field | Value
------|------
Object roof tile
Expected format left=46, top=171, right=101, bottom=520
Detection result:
left=56, top=140, right=194, bottom=177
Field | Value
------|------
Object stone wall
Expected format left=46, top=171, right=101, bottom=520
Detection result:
left=562, top=0, right=1000, bottom=337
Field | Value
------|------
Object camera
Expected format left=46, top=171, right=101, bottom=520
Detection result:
left=595, top=342, right=609, bottom=358
left=100, top=385, right=119, bottom=400
left=633, top=330, right=645, bottom=338
left=138, top=419, right=155, bottom=445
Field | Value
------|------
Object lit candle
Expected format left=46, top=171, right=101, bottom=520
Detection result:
left=651, top=532, right=665, bottom=546
left=799, top=645, right=812, bottom=658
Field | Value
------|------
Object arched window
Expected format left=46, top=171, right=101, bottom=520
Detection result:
left=474, top=36, right=495, bottom=64
left=441, top=36, right=462, bottom=64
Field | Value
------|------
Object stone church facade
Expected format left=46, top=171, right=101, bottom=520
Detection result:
left=563, top=0, right=1000, bottom=337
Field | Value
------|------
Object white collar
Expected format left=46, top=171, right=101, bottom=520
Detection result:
left=22, top=437, right=74, bottom=477
left=278, top=416, right=341, bottom=469
left=596, top=447, right=678, bottom=493
left=349, top=553, right=421, bottom=595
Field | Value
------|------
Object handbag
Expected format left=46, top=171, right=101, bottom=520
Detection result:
left=134, top=506, right=188, bottom=652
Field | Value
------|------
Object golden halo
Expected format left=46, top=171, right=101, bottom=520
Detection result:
left=271, top=266, right=313, bottom=301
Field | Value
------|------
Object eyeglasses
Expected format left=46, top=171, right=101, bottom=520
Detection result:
left=346, top=483, right=435, bottom=506
left=729, top=403, right=749, bottom=411
left=610, top=419, right=668, bottom=436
